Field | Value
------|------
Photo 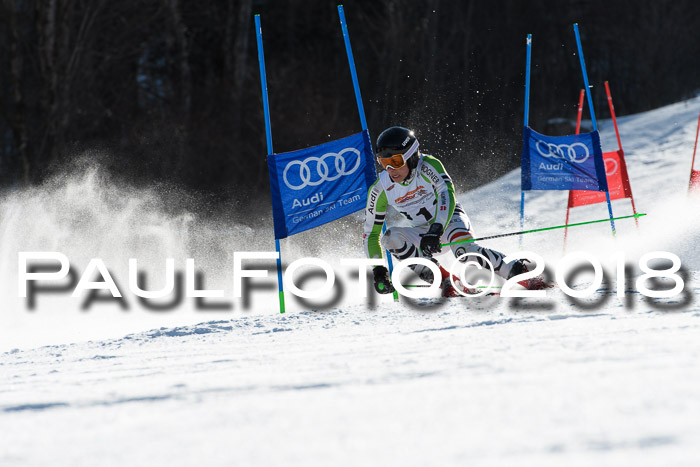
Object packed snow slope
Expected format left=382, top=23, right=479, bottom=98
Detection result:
left=1, top=96, right=700, bottom=466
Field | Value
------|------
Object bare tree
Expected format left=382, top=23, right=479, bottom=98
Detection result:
left=167, top=0, right=192, bottom=128
left=35, top=0, right=104, bottom=167
left=5, top=0, right=31, bottom=184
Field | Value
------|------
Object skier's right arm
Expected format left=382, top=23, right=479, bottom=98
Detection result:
left=363, top=179, right=388, bottom=259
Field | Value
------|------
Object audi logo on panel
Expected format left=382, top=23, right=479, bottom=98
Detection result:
left=283, top=148, right=362, bottom=190
left=535, top=140, right=590, bottom=163
left=605, top=157, right=618, bottom=176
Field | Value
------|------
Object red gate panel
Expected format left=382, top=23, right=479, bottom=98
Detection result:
left=568, top=149, right=632, bottom=208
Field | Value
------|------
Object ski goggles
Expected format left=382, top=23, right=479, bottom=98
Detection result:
left=376, top=139, right=419, bottom=170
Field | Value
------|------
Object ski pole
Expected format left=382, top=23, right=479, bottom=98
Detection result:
left=440, top=213, right=646, bottom=248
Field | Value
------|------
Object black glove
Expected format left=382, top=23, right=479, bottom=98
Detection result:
left=372, top=266, right=395, bottom=294
left=420, top=223, right=443, bottom=257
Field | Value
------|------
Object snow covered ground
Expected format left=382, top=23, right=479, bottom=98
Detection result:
left=1, top=96, right=700, bottom=466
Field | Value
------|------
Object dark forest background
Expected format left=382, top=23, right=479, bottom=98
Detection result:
left=1, top=0, right=699, bottom=204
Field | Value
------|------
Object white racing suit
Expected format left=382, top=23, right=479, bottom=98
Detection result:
left=363, top=154, right=517, bottom=284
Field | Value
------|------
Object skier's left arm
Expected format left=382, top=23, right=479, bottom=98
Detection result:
left=420, top=155, right=456, bottom=227
left=363, top=179, right=388, bottom=259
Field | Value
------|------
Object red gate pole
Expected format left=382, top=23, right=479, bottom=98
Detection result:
left=690, top=112, right=700, bottom=192
left=575, top=89, right=585, bottom=134
left=605, top=81, right=639, bottom=229
left=605, top=81, right=623, bottom=152
left=563, top=198, right=572, bottom=253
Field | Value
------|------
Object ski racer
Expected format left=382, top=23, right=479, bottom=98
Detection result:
left=363, top=126, right=544, bottom=297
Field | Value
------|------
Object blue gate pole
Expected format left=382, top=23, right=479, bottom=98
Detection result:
left=255, top=14, right=286, bottom=313
left=338, top=5, right=399, bottom=302
left=574, top=23, right=616, bottom=237
left=520, top=34, right=532, bottom=248
left=338, top=5, right=367, bottom=130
